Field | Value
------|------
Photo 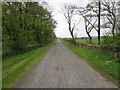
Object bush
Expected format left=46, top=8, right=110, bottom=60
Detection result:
left=101, top=33, right=120, bottom=52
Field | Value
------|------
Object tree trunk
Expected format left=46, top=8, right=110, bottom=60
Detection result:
left=98, top=1, right=101, bottom=45
left=68, top=22, right=74, bottom=39
left=87, top=32, right=92, bottom=44
left=84, top=18, right=92, bottom=44
left=112, top=27, right=115, bottom=38
left=98, top=30, right=100, bottom=45
left=112, top=19, right=116, bottom=38
left=70, top=31, right=74, bottom=39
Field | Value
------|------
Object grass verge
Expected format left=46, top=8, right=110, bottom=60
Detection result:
left=2, top=41, right=55, bottom=88
left=62, top=39, right=119, bottom=86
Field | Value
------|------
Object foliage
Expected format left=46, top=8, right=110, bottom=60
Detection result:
left=101, top=33, right=120, bottom=52
left=2, top=2, right=56, bottom=57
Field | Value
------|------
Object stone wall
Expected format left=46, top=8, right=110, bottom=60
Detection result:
left=76, top=42, right=120, bottom=59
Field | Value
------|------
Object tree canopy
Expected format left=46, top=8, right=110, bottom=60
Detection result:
left=2, top=2, right=56, bottom=57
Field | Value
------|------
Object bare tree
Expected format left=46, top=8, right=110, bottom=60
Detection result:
left=77, top=7, right=98, bottom=44
left=84, top=16, right=97, bottom=44
left=62, top=5, right=78, bottom=41
left=118, top=1, right=120, bottom=31
left=102, top=0, right=119, bottom=38
left=86, top=1, right=101, bottom=45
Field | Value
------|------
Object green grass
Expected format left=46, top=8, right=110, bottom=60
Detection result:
left=2, top=41, right=55, bottom=88
left=62, top=39, right=119, bottom=83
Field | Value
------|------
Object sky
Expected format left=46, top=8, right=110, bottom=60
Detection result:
left=43, top=0, right=109, bottom=38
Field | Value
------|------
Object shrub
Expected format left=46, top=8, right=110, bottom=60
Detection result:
left=101, top=33, right=120, bottom=52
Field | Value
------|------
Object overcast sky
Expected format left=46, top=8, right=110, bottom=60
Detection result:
left=43, top=0, right=109, bottom=38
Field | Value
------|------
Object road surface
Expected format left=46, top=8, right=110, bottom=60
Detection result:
left=14, top=40, right=117, bottom=88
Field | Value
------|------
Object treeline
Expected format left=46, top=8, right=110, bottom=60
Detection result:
left=2, top=2, right=56, bottom=57
left=62, top=0, right=120, bottom=52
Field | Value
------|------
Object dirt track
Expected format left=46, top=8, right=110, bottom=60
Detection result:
left=14, top=40, right=117, bottom=88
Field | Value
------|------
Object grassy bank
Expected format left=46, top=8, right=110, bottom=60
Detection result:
left=62, top=39, right=119, bottom=85
left=2, top=41, right=55, bottom=88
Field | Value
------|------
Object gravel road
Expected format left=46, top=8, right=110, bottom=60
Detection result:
left=14, top=40, right=117, bottom=88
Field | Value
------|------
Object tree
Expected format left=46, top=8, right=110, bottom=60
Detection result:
left=2, top=2, right=26, bottom=51
left=2, top=2, right=56, bottom=57
left=62, top=5, right=78, bottom=42
left=102, top=0, right=119, bottom=38
left=77, top=7, right=97, bottom=44
left=84, top=16, right=97, bottom=44
left=86, top=1, right=101, bottom=45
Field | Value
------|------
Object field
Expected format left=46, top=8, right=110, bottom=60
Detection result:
left=2, top=42, right=54, bottom=88
left=62, top=37, right=99, bottom=45
left=76, top=38, right=99, bottom=45
left=62, top=39, right=119, bottom=85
